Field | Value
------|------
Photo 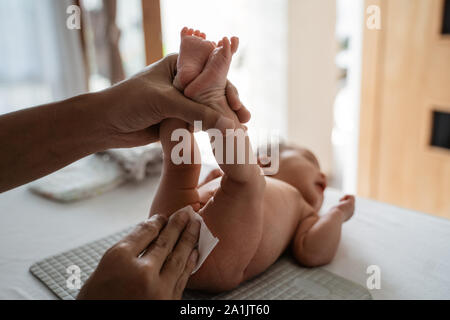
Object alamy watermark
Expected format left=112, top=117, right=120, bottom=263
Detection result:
left=66, top=5, right=81, bottom=30
left=366, top=265, right=381, bottom=290
left=170, top=121, right=280, bottom=175
left=66, top=264, right=82, bottom=290
left=366, top=5, right=381, bottom=30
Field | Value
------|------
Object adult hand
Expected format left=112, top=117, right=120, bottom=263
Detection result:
left=0, top=54, right=250, bottom=192
left=99, top=54, right=251, bottom=148
left=77, top=211, right=200, bottom=300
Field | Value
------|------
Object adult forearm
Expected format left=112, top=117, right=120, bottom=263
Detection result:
left=0, top=92, right=112, bottom=192
left=0, top=54, right=248, bottom=193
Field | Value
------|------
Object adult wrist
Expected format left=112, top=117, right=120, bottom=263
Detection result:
left=68, top=91, right=116, bottom=152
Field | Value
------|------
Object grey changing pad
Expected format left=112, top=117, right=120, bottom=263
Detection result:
left=30, top=226, right=372, bottom=300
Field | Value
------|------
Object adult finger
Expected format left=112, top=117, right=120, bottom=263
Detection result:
left=142, top=210, right=190, bottom=270
left=225, top=81, right=251, bottom=123
left=150, top=53, right=179, bottom=81
left=173, top=250, right=199, bottom=299
left=236, top=106, right=252, bottom=124
left=161, top=220, right=200, bottom=282
left=121, top=214, right=167, bottom=256
left=226, top=81, right=242, bottom=111
left=162, top=87, right=235, bottom=134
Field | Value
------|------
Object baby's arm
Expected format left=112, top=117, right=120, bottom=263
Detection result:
left=291, top=195, right=355, bottom=267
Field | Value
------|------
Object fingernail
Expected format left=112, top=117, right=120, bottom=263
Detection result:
left=188, top=220, right=201, bottom=235
left=232, top=102, right=242, bottom=111
left=148, top=214, right=161, bottom=221
left=175, top=210, right=189, bottom=222
left=215, top=116, right=235, bottom=134
left=148, top=214, right=167, bottom=224
left=190, top=250, right=199, bottom=263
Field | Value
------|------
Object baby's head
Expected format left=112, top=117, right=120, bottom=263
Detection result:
left=259, top=143, right=327, bottom=211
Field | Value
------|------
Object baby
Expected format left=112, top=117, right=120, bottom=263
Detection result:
left=149, top=27, right=355, bottom=292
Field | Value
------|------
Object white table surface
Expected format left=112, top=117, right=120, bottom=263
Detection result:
left=1, top=169, right=449, bottom=300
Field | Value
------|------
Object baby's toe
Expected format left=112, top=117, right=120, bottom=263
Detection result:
left=230, top=37, right=239, bottom=54
left=222, top=37, right=230, bottom=49
left=219, top=37, right=232, bottom=57
left=181, top=27, right=189, bottom=36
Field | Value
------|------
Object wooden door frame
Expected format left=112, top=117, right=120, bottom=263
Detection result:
left=357, top=0, right=387, bottom=198
left=358, top=0, right=449, bottom=199
left=141, top=0, right=163, bottom=65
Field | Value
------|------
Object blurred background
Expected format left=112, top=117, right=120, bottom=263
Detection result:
left=0, top=0, right=449, bottom=218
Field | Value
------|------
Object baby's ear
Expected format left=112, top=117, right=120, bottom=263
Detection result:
left=340, top=195, right=355, bottom=202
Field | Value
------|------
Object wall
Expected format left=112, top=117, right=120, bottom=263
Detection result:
left=287, top=0, right=337, bottom=175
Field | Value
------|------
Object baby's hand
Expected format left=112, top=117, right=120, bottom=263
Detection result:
left=332, top=195, right=355, bottom=222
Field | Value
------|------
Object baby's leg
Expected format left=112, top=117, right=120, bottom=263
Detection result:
left=161, top=30, right=260, bottom=292
left=188, top=141, right=266, bottom=292
left=291, top=195, right=355, bottom=267
left=151, top=27, right=217, bottom=217
left=173, top=36, right=265, bottom=292
left=149, top=119, right=201, bottom=218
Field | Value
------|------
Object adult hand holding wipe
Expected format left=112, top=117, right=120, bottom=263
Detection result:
left=174, top=206, right=219, bottom=274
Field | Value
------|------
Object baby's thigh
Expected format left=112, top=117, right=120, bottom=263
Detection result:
left=197, top=178, right=220, bottom=207
left=186, top=240, right=247, bottom=292
left=188, top=207, right=263, bottom=291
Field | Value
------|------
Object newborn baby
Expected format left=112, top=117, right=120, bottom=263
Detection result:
left=150, top=27, right=355, bottom=292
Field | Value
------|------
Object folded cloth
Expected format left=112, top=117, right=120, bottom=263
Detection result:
left=170, top=206, right=219, bottom=274
left=102, top=144, right=163, bottom=181
left=29, top=145, right=163, bottom=203
left=29, top=154, right=126, bottom=202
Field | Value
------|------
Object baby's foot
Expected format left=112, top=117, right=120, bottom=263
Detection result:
left=173, top=27, right=216, bottom=91
left=184, top=36, right=239, bottom=107
left=333, top=195, right=355, bottom=221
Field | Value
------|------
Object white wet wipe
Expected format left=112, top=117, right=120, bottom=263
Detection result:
left=173, top=206, right=219, bottom=274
